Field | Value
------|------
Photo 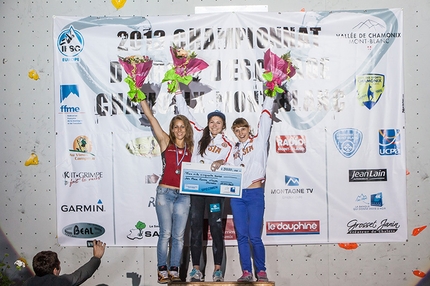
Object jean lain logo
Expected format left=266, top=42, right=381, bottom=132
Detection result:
left=349, top=169, right=387, bottom=182
left=333, top=128, right=362, bottom=158
left=379, top=129, right=401, bottom=156
left=356, top=74, right=385, bottom=110
left=275, top=135, right=306, bottom=153
left=57, top=25, right=84, bottom=58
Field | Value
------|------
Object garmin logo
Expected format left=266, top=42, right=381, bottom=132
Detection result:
left=61, top=202, right=105, bottom=212
left=349, top=169, right=387, bottom=182
left=62, top=222, right=105, bottom=238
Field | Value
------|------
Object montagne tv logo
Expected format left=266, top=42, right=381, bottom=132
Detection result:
left=285, top=175, right=300, bottom=186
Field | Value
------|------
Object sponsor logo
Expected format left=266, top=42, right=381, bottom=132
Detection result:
left=57, top=25, right=84, bottom=59
left=69, top=135, right=95, bottom=160
left=60, top=84, right=80, bottom=112
left=62, top=171, right=103, bottom=187
left=266, top=220, right=320, bottom=235
left=379, top=129, right=401, bottom=156
left=346, top=218, right=399, bottom=234
left=61, top=199, right=105, bottom=212
left=349, top=169, right=387, bottom=182
left=354, top=193, right=385, bottom=211
left=356, top=74, right=385, bottom=110
left=336, top=18, right=401, bottom=46
left=275, top=135, right=306, bottom=153
left=127, top=221, right=161, bottom=240
left=333, top=128, right=362, bottom=158
left=285, top=175, right=299, bottom=186
left=62, top=222, right=105, bottom=238
left=270, top=175, right=313, bottom=197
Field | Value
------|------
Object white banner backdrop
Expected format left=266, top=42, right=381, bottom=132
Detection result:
left=54, top=9, right=406, bottom=246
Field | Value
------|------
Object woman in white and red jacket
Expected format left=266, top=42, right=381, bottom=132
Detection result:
left=175, top=90, right=233, bottom=283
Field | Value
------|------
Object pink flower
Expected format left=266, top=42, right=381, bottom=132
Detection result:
left=262, top=49, right=297, bottom=97
left=169, top=46, right=208, bottom=77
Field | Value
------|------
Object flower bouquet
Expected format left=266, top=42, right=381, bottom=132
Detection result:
left=118, top=55, right=153, bottom=102
left=262, top=49, right=297, bottom=97
left=162, top=44, right=209, bottom=93
left=0, top=254, right=27, bottom=286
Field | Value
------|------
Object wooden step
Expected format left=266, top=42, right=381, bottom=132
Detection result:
left=169, top=282, right=275, bottom=286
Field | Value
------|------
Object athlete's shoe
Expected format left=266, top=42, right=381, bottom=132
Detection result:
left=237, top=270, right=253, bottom=282
left=213, top=269, right=224, bottom=282
left=157, top=269, right=170, bottom=284
left=168, top=270, right=181, bottom=282
left=257, top=270, right=269, bottom=282
left=189, top=268, right=203, bottom=282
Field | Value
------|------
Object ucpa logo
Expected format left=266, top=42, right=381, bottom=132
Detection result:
left=285, top=175, right=299, bottom=186
left=333, top=128, right=363, bottom=158
left=379, top=129, right=401, bottom=156
left=356, top=74, right=385, bottom=110
left=57, top=25, right=84, bottom=57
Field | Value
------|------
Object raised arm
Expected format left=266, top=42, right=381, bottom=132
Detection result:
left=140, top=100, right=170, bottom=152
left=174, top=90, right=201, bottom=129
left=258, top=96, right=275, bottom=141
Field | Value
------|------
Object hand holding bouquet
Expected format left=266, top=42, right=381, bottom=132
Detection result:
left=119, top=55, right=153, bottom=102
left=262, top=49, right=297, bottom=97
left=162, top=44, right=209, bottom=93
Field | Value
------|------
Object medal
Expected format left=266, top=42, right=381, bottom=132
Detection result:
left=175, top=143, right=187, bottom=175
left=240, top=164, right=245, bottom=167
left=200, top=160, right=205, bottom=164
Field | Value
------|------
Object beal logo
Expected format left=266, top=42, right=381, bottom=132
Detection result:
left=275, top=135, right=306, bottom=153
left=62, top=222, right=105, bottom=238
left=379, top=129, right=401, bottom=156
left=266, top=220, right=320, bottom=235
left=333, top=128, right=363, bottom=158
left=57, top=25, right=84, bottom=57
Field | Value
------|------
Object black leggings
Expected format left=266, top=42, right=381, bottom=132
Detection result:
left=189, top=195, right=225, bottom=266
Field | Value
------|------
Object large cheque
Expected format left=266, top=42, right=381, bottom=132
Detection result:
left=180, top=162, right=243, bottom=198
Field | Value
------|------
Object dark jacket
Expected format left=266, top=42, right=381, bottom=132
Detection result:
left=23, top=256, right=101, bottom=286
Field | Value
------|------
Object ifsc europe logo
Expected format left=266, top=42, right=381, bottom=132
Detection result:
left=333, top=128, right=363, bottom=158
left=57, top=25, right=84, bottom=58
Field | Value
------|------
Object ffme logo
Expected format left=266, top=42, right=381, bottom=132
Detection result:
left=60, top=85, right=81, bottom=113
left=379, top=129, right=401, bottom=156
left=266, top=220, right=320, bottom=235
left=285, top=175, right=299, bottom=186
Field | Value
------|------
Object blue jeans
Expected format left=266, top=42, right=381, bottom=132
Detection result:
left=156, top=186, right=190, bottom=268
left=230, top=187, right=266, bottom=273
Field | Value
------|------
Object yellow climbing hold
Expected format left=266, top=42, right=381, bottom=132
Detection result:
left=24, top=153, right=39, bottom=166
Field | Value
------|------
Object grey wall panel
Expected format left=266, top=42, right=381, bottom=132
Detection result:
left=1, top=0, right=430, bottom=285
